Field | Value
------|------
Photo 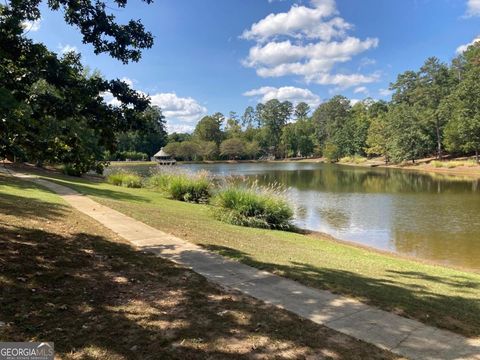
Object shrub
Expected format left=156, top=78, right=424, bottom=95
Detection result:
left=212, top=185, right=294, bottom=230
left=339, top=155, right=367, bottom=164
left=147, top=170, right=211, bottom=203
left=106, top=172, right=142, bottom=188
left=62, top=164, right=83, bottom=177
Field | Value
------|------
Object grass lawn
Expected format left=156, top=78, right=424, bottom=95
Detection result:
left=0, top=173, right=400, bottom=359
left=8, top=166, right=480, bottom=339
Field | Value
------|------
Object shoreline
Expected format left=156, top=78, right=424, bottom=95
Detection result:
left=109, top=157, right=480, bottom=179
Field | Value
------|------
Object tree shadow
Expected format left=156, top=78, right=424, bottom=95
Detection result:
left=204, top=244, right=480, bottom=338
left=0, top=225, right=396, bottom=359
left=0, top=177, right=66, bottom=220
left=40, top=176, right=151, bottom=204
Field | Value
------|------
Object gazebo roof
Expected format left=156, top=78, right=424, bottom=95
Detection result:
left=154, top=148, right=171, bottom=158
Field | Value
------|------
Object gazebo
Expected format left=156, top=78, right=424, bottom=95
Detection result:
left=153, top=148, right=176, bottom=165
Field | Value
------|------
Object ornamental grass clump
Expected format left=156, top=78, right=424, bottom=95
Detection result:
left=213, top=183, right=294, bottom=230
left=147, top=169, right=212, bottom=203
left=106, top=171, right=143, bottom=188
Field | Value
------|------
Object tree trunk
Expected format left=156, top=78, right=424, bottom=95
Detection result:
left=436, top=117, right=442, bottom=160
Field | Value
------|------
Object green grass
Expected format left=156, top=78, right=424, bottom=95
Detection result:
left=213, top=186, right=294, bottom=230
left=14, top=168, right=480, bottom=338
left=431, top=160, right=479, bottom=168
left=147, top=171, right=211, bottom=203
left=106, top=171, right=143, bottom=188
left=339, top=155, right=368, bottom=164
left=2, top=173, right=399, bottom=359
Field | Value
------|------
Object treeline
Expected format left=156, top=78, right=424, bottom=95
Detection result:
left=166, top=42, right=480, bottom=163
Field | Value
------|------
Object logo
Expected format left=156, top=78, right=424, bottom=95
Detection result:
left=0, top=342, right=54, bottom=360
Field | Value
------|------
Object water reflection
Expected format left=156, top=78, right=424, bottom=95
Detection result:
left=109, top=162, right=480, bottom=270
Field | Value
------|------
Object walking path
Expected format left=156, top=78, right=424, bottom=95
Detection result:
left=4, top=170, right=480, bottom=360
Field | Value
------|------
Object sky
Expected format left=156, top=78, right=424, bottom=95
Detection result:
left=24, top=0, right=480, bottom=133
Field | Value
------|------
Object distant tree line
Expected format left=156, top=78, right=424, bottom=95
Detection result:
left=165, top=42, right=480, bottom=163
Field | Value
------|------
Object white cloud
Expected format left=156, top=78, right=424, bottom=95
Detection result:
left=102, top=85, right=206, bottom=133
left=101, top=91, right=122, bottom=107
left=242, top=0, right=349, bottom=42
left=456, top=35, right=480, bottom=54
left=241, top=0, right=379, bottom=88
left=243, top=86, right=321, bottom=107
left=21, top=19, right=41, bottom=32
left=120, top=77, right=134, bottom=87
left=58, top=44, right=78, bottom=54
left=353, top=86, right=368, bottom=95
left=466, top=0, right=480, bottom=17
left=150, top=93, right=207, bottom=133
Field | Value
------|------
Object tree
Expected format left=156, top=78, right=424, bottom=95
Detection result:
left=117, top=106, right=167, bottom=157
left=443, top=45, right=480, bottom=161
left=416, top=57, right=453, bottom=159
left=194, top=113, right=224, bottom=144
left=225, top=112, right=242, bottom=139
left=312, top=96, right=354, bottom=158
left=366, top=112, right=389, bottom=161
left=242, top=106, right=257, bottom=128
left=244, top=141, right=261, bottom=159
left=220, top=138, right=246, bottom=160
left=197, top=141, right=218, bottom=161
left=0, top=0, right=155, bottom=173
left=256, top=99, right=293, bottom=157
left=386, top=104, right=432, bottom=163
left=295, top=102, right=311, bottom=120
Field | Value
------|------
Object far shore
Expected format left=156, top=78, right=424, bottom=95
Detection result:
left=109, top=156, right=480, bottom=178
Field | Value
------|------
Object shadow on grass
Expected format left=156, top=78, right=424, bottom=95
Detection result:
left=0, top=177, right=66, bottom=220
left=204, top=244, right=480, bottom=338
left=41, top=176, right=151, bottom=204
left=0, top=224, right=397, bottom=359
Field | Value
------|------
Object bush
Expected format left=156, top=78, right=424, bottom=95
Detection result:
left=212, top=185, right=294, bottom=230
left=339, top=155, right=367, bottom=164
left=106, top=172, right=143, bottom=188
left=147, top=170, right=211, bottom=203
left=62, top=164, right=83, bottom=177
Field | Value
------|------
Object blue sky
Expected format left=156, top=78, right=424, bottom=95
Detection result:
left=24, top=0, right=480, bottom=132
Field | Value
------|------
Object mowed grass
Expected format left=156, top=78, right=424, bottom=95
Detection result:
left=14, top=168, right=480, bottom=338
left=0, top=173, right=400, bottom=359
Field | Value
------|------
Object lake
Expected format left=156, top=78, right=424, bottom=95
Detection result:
left=109, top=162, right=480, bottom=270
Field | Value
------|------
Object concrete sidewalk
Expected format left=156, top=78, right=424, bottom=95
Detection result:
left=6, top=171, right=480, bottom=360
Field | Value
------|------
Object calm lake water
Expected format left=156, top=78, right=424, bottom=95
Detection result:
left=109, top=162, right=480, bottom=270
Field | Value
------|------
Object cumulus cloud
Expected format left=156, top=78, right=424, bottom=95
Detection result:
left=120, top=77, right=134, bottom=87
left=21, top=19, right=41, bottom=32
left=243, top=86, right=321, bottom=107
left=150, top=92, right=207, bottom=133
left=242, top=0, right=348, bottom=42
left=58, top=44, right=78, bottom=54
left=241, top=0, right=379, bottom=88
left=456, top=35, right=480, bottom=54
left=102, top=82, right=206, bottom=133
left=466, top=0, right=480, bottom=17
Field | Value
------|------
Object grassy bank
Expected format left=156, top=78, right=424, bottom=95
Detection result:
left=17, top=167, right=480, bottom=339
left=0, top=173, right=398, bottom=359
